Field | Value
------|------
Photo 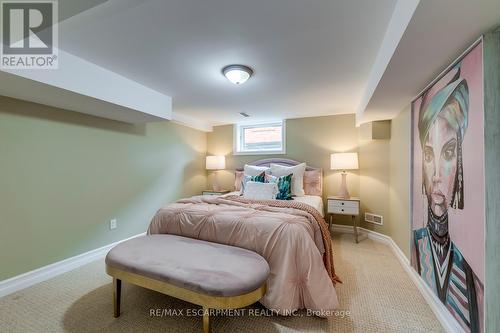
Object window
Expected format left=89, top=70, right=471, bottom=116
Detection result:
left=234, top=121, right=286, bottom=155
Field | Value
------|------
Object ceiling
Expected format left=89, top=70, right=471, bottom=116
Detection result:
left=3, top=0, right=497, bottom=129
left=362, top=0, right=500, bottom=123
left=58, top=0, right=397, bottom=127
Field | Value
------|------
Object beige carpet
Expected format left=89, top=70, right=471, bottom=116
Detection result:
left=0, top=233, right=443, bottom=332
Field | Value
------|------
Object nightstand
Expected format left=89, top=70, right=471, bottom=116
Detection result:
left=327, top=196, right=360, bottom=243
left=202, top=190, right=231, bottom=196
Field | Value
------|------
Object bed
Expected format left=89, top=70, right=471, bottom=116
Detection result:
left=147, top=158, right=339, bottom=313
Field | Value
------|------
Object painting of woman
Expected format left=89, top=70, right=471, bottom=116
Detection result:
left=412, top=51, right=484, bottom=333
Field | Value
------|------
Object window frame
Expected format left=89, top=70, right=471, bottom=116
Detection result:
left=233, top=120, right=286, bottom=155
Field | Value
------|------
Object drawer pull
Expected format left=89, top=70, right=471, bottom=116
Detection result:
left=341, top=209, right=344, bottom=212
left=341, top=202, right=344, bottom=205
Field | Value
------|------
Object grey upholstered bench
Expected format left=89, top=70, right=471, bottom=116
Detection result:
left=105, top=234, right=269, bottom=332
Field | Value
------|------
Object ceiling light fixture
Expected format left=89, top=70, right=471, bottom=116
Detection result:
left=222, top=65, right=253, bottom=85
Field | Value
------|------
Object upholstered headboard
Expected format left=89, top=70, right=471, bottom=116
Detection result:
left=235, top=158, right=321, bottom=172
left=235, top=158, right=323, bottom=196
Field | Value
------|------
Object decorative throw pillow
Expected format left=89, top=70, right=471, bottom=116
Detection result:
left=303, top=169, right=323, bottom=196
left=266, top=174, right=293, bottom=200
left=243, top=164, right=269, bottom=177
left=243, top=181, right=278, bottom=200
left=241, top=171, right=266, bottom=194
left=269, top=163, right=306, bottom=196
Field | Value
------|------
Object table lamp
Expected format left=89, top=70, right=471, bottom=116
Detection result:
left=206, top=155, right=226, bottom=191
left=330, top=152, right=359, bottom=199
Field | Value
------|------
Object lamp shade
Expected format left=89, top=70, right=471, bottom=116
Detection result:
left=206, top=155, right=226, bottom=170
left=330, top=153, right=359, bottom=170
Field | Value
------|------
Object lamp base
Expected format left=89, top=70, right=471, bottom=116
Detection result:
left=212, top=171, right=221, bottom=192
left=337, top=172, right=350, bottom=199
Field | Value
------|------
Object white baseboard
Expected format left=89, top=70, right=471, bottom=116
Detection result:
left=332, top=224, right=464, bottom=333
left=0, top=232, right=146, bottom=298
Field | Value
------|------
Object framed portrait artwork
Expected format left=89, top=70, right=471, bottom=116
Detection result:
left=411, top=40, right=485, bottom=333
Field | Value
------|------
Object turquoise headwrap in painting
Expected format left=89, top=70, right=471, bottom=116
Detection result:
left=418, top=78, right=469, bottom=147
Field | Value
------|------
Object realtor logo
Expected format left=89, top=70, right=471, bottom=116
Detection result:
left=1, top=0, right=58, bottom=69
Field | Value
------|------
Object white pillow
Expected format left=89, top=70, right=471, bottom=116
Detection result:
left=243, top=181, right=278, bottom=200
left=270, top=163, right=306, bottom=196
left=244, top=164, right=269, bottom=177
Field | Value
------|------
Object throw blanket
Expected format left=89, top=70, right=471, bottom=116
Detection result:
left=148, top=195, right=340, bottom=312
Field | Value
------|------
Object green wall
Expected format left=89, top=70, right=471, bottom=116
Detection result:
left=483, top=27, right=500, bottom=333
left=357, top=128, right=391, bottom=236
left=388, top=106, right=411, bottom=258
left=0, top=96, right=207, bottom=281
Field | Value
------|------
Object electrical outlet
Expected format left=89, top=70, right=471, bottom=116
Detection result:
left=110, top=219, right=117, bottom=230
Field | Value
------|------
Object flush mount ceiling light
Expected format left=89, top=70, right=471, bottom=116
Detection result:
left=222, top=65, right=253, bottom=85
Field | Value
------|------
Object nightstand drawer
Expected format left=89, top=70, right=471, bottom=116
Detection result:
left=328, top=205, right=358, bottom=215
left=329, top=200, right=359, bottom=209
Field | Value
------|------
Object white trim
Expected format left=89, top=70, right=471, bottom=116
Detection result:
left=0, top=232, right=146, bottom=298
left=332, top=224, right=465, bottom=333
left=232, top=150, right=287, bottom=156
left=233, top=120, right=286, bottom=155
left=355, top=0, right=420, bottom=126
left=1, top=49, right=172, bottom=123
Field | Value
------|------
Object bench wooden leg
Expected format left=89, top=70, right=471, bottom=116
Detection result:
left=203, top=307, right=211, bottom=333
left=113, top=278, right=121, bottom=318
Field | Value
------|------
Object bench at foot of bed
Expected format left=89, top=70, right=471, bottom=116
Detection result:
left=105, top=234, right=269, bottom=333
